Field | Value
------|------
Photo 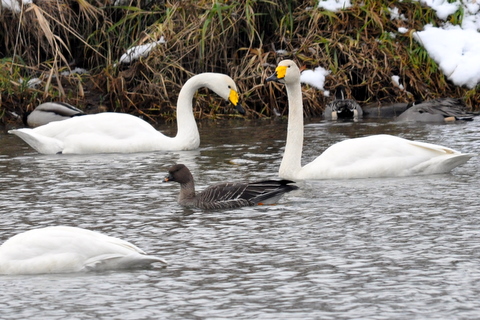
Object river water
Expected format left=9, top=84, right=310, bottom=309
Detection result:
left=0, top=118, right=479, bottom=319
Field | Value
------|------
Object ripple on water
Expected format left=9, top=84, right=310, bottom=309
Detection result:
left=0, top=120, right=480, bottom=319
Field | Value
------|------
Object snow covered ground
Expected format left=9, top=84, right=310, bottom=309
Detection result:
left=305, top=0, right=480, bottom=90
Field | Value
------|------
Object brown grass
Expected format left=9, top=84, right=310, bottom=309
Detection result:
left=0, top=0, right=478, bottom=127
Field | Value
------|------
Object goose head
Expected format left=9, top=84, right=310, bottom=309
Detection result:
left=163, top=164, right=192, bottom=184
left=266, top=60, right=301, bottom=85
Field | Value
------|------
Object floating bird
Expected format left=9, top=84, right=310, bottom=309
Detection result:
left=0, top=226, right=167, bottom=275
left=23, top=102, right=85, bottom=128
left=9, top=73, right=244, bottom=154
left=265, top=60, right=474, bottom=181
left=396, top=98, right=474, bottom=123
left=163, top=164, right=298, bottom=210
left=323, top=86, right=363, bottom=121
left=362, top=102, right=410, bottom=119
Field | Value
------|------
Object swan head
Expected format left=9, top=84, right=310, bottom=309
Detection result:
left=265, top=60, right=301, bottom=85
left=200, top=74, right=245, bottom=115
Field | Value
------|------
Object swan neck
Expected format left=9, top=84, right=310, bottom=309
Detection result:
left=280, top=81, right=304, bottom=178
left=175, top=76, right=203, bottom=143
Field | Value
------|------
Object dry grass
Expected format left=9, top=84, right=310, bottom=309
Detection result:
left=0, top=0, right=478, bottom=127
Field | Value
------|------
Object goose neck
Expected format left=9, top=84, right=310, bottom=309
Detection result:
left=178, top=181, right=196, bottom=204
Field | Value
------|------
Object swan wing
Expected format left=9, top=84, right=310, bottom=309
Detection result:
left=0, top=226, right=166, bottom=274
left=301, top=135, right=474, bottom=179
left=9, top=113, right=174, bottom=154
left=8, top=128, right=64, bottom=154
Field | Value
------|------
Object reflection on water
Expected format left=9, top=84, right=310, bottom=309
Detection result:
left=0, top=119, right=479, bottom=319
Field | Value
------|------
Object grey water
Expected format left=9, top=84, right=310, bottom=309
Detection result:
left=0, top=118, right=479, bottom=319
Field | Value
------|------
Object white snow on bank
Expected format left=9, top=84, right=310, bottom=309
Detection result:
left=61, top=68, right=88, bottom=77
left=119, top=36, right=166, bottom=64
left=314, top=0, right=480, bottom=89
left=1, top=0, right=32, bottom=12
left=317, top=0, right=352, bottom=12
left=300, top=66, right=331, bottom=93
left=414, top=24, right=480, bottom=88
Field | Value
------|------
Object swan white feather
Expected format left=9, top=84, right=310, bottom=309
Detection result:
left=9, top=73, right=241, bottom=154
left=266, top=60, right=475, bottom=181
left=0, top=226, right=166, bottom=275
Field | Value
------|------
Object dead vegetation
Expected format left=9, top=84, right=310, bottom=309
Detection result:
left=0, top=0, right=478, bottom=127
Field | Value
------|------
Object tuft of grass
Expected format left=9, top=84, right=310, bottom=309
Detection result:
left=0, top=0, right=478, bottom=128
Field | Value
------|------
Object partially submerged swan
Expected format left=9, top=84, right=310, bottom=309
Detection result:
left=24, top=102, right=85, bottom=128
left=163, top=164, right=298, bottom=210
left=0, top=226, right=167, bottom=275
left=323, top=86, right=363, bottom=121
left=266, top=60, right=474, bottom=181
left=9, top=73, right=243, bottom=154
left=396, top=98, right=474, bottom=123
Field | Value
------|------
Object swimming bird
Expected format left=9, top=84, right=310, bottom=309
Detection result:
left=265, top=60, right=474, bottom=181
left=163, top=164, right=298, bottom=210
left=9, top=73, right=244, bottom=154
left=323, top=86, right=363, bottom=121
left=0, top=226, right=167, bottom=275
left=396, top=98, right=474, bottom=123
left=23, top=102, right=85, bottom=128
left=362, top=102, right=410, bottom=119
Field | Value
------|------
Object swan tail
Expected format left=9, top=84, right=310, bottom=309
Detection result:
left=409, top=153, right=475, bottom=175
left=8, top=129, right=63, bottom=154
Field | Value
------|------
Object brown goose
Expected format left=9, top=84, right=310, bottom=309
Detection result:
left=163, top=164, right=298, bottom=210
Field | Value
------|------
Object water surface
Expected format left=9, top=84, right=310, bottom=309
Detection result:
left=0, top=118, right=479, bottom=319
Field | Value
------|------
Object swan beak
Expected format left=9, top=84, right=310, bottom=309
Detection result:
left=229, top=89, right=239, bottom=106
left=163, top=174, right=173, bottom=183
left=266, top=66, right=287, bottom=83
left=229, top=89, right=245, bottom=115
left=235, top=103, right=246, bottom=115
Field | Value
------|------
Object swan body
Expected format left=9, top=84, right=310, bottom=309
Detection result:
left=0, top=226, right=167, bottom=275
left=9, top=73, right=242, bottom=154
left=266, top=60, right=474, bottom=181
left=396, top=98, right=474, bottom=123
left=164, top=164, right=298, bottom=209
left=24, top=102, right=84, bottom=128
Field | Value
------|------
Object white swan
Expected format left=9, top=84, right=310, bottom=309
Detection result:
left=266, top=60, right=475, bottom=180
left=9, top=73, right=243, bottom=154
left=0, top=226, right=167, bottom=275
left=24, top=102, right=85, bottom=128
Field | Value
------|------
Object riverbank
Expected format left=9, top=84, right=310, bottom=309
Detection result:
left=1, top=0, right=478, bottom=128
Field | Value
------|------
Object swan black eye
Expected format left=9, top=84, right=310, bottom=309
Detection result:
left=228, top=85, right=231, bottom=89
